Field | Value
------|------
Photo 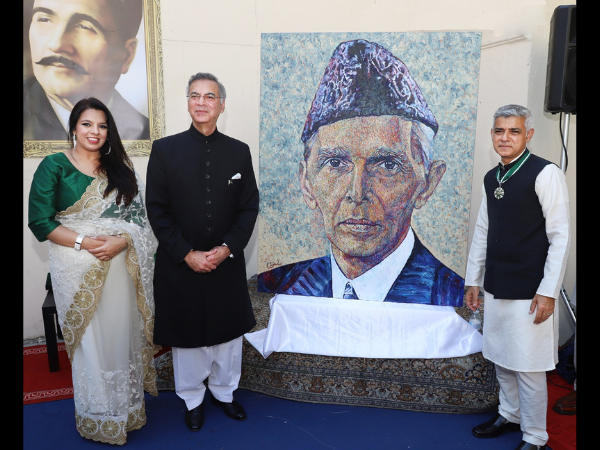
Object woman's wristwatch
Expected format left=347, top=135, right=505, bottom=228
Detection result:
left=74, top=234, right=85, bottom=251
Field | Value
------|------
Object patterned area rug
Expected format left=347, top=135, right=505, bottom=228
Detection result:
left=154, top=277, right=500, bottom=414
left=23, top=343, right=74, bottom=404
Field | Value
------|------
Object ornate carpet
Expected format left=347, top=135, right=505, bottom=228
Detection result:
left=154, top=277, right=499, bottom=414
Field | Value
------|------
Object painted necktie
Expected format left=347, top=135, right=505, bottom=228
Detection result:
left=343, top=281, right=359, bottom=299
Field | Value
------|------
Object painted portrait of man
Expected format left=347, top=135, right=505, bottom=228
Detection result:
left=23, top=0, right=149, bottom=141
left=257, top=34, right=482, bottom=307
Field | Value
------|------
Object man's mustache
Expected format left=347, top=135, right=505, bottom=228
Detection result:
left=35, top=56, right=89, bottom=75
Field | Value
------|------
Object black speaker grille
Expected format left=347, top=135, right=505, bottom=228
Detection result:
left=564, top=48, right=576, bottom=106
left=544, top=5, right=576, bottom=114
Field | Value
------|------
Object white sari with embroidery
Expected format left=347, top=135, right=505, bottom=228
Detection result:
left=49, top=174, right=159, bottom=445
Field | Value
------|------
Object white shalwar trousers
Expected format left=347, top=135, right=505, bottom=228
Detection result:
left=172, top=336, right=243, bottom=411
left=495, top=364, right=548, bottom=446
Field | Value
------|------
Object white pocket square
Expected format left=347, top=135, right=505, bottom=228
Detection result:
left=231, top=173, right=241, bottom=179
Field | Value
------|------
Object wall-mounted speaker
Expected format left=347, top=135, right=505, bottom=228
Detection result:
left=544, top=5, right=576, bottom=114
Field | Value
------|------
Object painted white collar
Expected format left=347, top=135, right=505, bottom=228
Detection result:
left=331, top=227, right=415, bottom=301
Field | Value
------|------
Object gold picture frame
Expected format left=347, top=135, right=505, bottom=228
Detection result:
left=23, top=0, right=164, bottom=158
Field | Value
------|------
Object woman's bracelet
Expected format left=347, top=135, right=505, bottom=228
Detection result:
left=74, top=234, right=85, bottom=251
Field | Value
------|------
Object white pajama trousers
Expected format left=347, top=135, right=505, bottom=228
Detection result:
left=172, top=336, right=243, bottom=411
left=495, top=364, right=548, bottom=446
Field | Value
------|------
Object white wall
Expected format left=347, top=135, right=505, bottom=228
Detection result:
left=23, top=0, right=576, bottom=344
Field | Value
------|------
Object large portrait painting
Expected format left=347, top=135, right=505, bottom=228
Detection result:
left=257, top=32, right=482, bottom=306
left=23, top=0, right=164, bottom=157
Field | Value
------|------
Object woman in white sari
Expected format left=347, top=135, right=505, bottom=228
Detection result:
left=28, top=98, right=160, bottom=445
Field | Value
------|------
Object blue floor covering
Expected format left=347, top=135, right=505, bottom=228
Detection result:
left=24, top=388, right=530, bottom=449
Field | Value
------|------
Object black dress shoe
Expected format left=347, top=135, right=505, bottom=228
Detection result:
left=185, top=404, right=204, bottom=431
left=472, top=413, right=520, bottom=438
left=553, top=389, right=576, bottom=415
left=211, top=396, right=247, bottom=421
left=514, top=440, right=546, bottom=449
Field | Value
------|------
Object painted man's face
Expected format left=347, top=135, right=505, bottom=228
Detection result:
left=29, top=0, right=138, bottom=107
left=300, top=115, right=445, bottom=269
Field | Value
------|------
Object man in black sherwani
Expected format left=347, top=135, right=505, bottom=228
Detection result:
left=146, top=72, right=259, bottom=432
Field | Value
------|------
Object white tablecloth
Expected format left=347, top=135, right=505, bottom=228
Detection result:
left=245, top=294, right=483, bottom=359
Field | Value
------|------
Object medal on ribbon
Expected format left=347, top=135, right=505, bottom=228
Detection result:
left=495, top=150, right=530, bottom=199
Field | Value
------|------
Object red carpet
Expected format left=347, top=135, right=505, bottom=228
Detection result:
left=546, top=371, right=576, bottom=450
left=23, top=344, right=73, bottom=404
left=23, top=345, right=576, bottom=449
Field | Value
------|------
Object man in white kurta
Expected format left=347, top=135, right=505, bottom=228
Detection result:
left=465, top=105, right=570, bottom=450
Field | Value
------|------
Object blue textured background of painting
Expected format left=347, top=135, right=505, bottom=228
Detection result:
left=258, top=32, right=481, bottom=277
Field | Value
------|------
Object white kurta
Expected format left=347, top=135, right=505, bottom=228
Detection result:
left=465, top=163, right=570, bottom=372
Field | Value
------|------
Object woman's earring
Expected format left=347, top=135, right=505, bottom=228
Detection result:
left=105, top=145, right=112, bottom=155
left=73, top=134, right=77, bottom=143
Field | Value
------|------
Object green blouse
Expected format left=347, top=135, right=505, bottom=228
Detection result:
left=28, top=152, right=95, bottom=242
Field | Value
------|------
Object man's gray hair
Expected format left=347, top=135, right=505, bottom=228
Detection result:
left=493, top=104, right=534, bottom=132
left=187, top=73, right=227, bottom=104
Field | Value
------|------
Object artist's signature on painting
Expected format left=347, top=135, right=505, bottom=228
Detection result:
left=266, top=260, right=282, bottom=269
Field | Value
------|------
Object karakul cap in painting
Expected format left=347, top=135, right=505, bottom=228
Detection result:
left=301, top=39, right=438, bottom=142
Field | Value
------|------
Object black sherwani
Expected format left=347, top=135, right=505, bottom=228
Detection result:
left=146, top=125, right=259, bottom=348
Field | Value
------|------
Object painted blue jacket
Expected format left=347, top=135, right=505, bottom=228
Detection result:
left=257, top=234, right=465, bottom=306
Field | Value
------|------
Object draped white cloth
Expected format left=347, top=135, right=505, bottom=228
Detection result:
left=49, top=174, right=159, bottom=445
left=245, top=294, right=482, bottom=359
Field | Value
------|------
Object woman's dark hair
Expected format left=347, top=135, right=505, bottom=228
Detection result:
left=68, top=97, right=138, bottom=206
